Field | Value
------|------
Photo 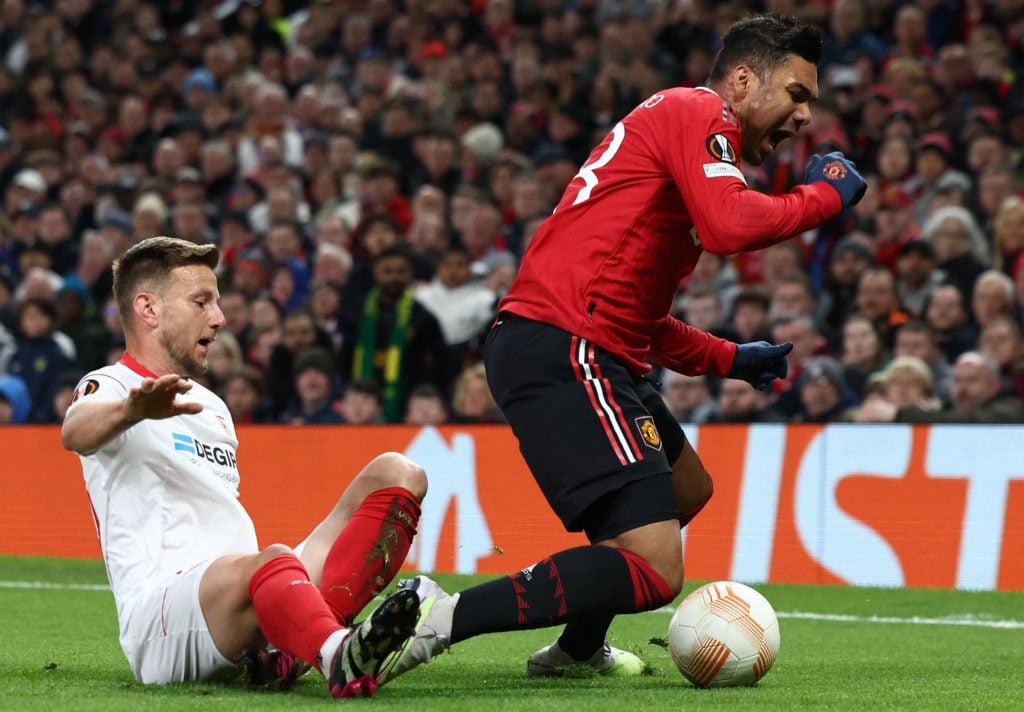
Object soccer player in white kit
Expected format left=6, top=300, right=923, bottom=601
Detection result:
left=62, top=236, right=426, bottom=698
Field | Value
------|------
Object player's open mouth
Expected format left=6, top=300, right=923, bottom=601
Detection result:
left=768, top=129, right=793, bottom=151
left=197, top=337, right=214, bottom=349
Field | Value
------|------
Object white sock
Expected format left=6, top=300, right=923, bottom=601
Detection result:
left=318, top=628, right=348, bottom=674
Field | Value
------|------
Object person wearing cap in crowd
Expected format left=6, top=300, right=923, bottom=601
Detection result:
left=895, top=238, right=942, bottom=317
left=793, top=355, right=858, bottom=422
left=280, top=345, right=344, bottom=425
left=8, top=167, right=47, bottom=209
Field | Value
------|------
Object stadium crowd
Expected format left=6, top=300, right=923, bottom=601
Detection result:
left=1, top=0, right=1023, bottom=426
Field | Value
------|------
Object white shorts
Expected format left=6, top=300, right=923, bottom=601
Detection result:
left=122, top=560, right=240, bottom=684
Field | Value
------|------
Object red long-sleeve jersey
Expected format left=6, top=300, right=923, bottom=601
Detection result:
left=499, top=87, right=842, bottom=376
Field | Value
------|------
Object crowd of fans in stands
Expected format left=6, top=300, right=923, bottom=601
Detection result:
left=1, top=0, right=1024, bottom=427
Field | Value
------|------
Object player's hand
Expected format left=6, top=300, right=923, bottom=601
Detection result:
left=727, top=341, right=793, bottom=391
left=803, top=151, right=867, bottom=208
left=123, top=374, right=202, bottom=424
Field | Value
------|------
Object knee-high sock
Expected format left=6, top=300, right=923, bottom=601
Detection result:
left=249, top=554, right=344, bottom=672
left=319, top=486, right=421, bottom=625
left=557, top=611, right=617, bottom=660
left=450, top=546, right=674, bottom=644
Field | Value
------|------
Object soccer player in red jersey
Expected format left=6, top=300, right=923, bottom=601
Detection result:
left=386, top=14, right=867, bottom=679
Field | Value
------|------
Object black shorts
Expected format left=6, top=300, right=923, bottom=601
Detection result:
left=484, top=314, right=687, bottom=541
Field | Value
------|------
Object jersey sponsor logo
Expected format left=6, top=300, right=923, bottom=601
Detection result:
left=702, top=162, right=746, bottom=182
left=705, top=134, right=738, bottom=164
left=635, top=416, right=662, bottom=451
left=71, top=379, right=99, bottom=404
left=172, top=432, right=238, bottom=470
left=823, top=160, right=848, bottom=180
left=642, top=94, right=664, bottom=108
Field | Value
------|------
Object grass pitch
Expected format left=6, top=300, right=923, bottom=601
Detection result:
left=2, top=555, right=1022, bottom=711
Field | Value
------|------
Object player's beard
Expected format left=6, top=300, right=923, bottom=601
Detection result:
left=160, top=330, right=208, bottom=378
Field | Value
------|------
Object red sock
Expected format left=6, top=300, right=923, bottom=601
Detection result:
left=249, top=554, right=344, bottom=672
left=320, top=486, right=421, bottom=625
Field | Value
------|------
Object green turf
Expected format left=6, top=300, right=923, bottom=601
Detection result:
left=1, top=555, right=1022, bottom=711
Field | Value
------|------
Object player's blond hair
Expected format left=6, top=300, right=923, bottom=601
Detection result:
left=112, top=236, right=219, bottom=329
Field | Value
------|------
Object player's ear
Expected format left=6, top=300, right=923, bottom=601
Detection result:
left=731, top=64, right=754, bottom=101
left=134, top=291, right=160, bottom=329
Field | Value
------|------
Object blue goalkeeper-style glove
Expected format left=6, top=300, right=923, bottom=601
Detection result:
left=728, top=341, right=793, bottom=391
left=804, top=151, right=867, bottom=208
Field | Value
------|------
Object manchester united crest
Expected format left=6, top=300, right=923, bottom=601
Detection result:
left=635, top=416, right=662, bottom=451
left=823, top=160, right=847, bottom=180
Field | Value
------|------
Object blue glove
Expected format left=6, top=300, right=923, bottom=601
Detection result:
left=804, top=151, right=867, bottom=208
left=728, top=341, right=793, bottom=391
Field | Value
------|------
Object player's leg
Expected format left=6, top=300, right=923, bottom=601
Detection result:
left=383, top=317, right=681, bottom=681
left=548, top=380, right=712, bottom=671
left=297, top=452, right=426, bottom=625
left=201, top=543, right=420, bottom=698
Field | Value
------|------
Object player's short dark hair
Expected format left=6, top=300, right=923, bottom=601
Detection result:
left=113, top=236, right=218, bottom=328
left=707, top=14, right=823, bottom=83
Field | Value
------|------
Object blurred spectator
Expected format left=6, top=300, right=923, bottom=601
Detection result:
left=924, top=284, right=977, bottom=363
left=404, top=383, right=449, bottom=426
left=894, top=239, right=942, bottom=317
left=971, top=269, right=1015, bottom=331
left=858, top=351, right=1024, bottom=423
left=854, top=264, right=910, bottom=347
left=994, top=195, right=1024, bottom=276
left=450, top=362, right=504, bottom=423
left=340, top=379, right=385, bottom=425
left=873, top=184, right=919, bottom=269
left=223, top=366, right=274, bottom=424
left=341, top=246, right=446, bottom=423
left=793, top=356, right=858, bottom=423
left=874, top=355, right=941, bottom=412
left=978, top=314, right=1024, bottom=398
left=265, top=309, right=326, bottom=415
left=817, top=234, right=875, bottom=335
left=50, top=369, right=85, bottom=424
left=728, top=289, right=771, bottom=344
left=840, top=313, right=889, bottom=398
left=893, top=320, right=953, bottom=403
left=8, top=297, right=78, bottom=422
left=660, top=370, right=718, bottom=424
left=55, top=283, right=107, bottom=371
left=0, top=373, right=30, bottom=425
left=415, top=244, right=497, bottom=377
left=920, top=205, right=989, bottom=301
left=280, top=346, right=343, bottom=425
left=204, top=331, right=244, bottom=395
left=707, top=379, right=784, bottom=423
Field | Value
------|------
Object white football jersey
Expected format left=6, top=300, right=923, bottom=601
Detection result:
left=68, top=355, right=258, bottom=646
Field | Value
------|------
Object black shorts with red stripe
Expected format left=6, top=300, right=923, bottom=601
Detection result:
left=484, top=314, right=685, bottom=541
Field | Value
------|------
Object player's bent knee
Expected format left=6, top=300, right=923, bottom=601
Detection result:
left=257, top=543, right=296, bottom=564
left=366, top=451, right=428, bottom=500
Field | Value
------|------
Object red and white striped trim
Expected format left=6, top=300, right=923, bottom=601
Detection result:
left=570, top=336, right=642, bottom=466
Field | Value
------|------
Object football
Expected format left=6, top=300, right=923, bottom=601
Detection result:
left=667, top=580, right=780, bottom=688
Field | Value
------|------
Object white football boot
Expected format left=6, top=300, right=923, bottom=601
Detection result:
left=377, top=575, right=459, bottom=683
left=527, top=640, right=646, bottom=677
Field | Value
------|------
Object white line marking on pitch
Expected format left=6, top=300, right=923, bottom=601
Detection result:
left=2, top=581, right=1022, bottom=630
left=652, top=606, right=1024, bottom=629
left=0, top=580, right=110, bottom=591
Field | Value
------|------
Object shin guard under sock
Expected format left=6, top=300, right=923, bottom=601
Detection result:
left=450, top=545, right=674, bottom=644
left=249, top=554, right=345, bottom=672
left=319, top=486, right=421, bottom=625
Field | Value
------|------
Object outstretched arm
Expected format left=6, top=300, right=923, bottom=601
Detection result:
left=61, top=374, right=202, bottom=455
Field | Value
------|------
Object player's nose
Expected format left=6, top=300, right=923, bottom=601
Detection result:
left=209, top=304, right=226, bottom=330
